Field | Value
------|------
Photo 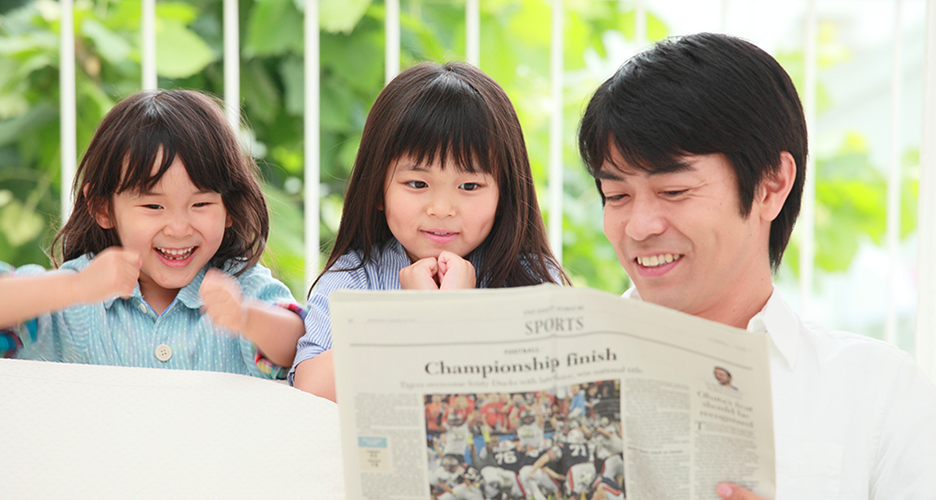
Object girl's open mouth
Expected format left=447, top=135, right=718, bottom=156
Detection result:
left=156, top=247, right=196, bottom=262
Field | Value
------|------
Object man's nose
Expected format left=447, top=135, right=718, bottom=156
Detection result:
left=624, top=196, right=666, bottom=241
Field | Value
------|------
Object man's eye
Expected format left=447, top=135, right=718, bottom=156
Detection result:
left=662, top=189, right=688, bottom=197
left=460, top=182, right=481, bottom=191
left=406, top=181, right=428, bottom=189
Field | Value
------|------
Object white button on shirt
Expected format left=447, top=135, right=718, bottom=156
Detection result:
left=624, top=286, right=936, bottom=499
left=154, top=344, right=172, bottom=362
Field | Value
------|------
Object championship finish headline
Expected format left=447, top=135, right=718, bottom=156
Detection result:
left=424, top=348, right=619, bottom=379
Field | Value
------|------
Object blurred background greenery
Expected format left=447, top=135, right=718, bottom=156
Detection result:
left=0, top=0, right=920, bottom=340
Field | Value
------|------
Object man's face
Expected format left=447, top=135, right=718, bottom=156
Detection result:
left=598, top=149, right=774, bottom=327
left=714, top=368, right=732, bottom=385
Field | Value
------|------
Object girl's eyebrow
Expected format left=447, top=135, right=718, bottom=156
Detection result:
left=398, top=162, right=430, bottom=172
left=136, top=188, right=217, bottom=197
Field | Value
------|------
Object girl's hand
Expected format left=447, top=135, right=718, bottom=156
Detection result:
left=399, top=257, right=441, bottom=290
left=199, top=268, right=249, bottom=333
left=437, top=251, right=476, bottom=290
left=80, top=247, right=141, bottom=302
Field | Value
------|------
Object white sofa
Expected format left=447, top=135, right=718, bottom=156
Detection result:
left=0, top=358, right=345, bottom=499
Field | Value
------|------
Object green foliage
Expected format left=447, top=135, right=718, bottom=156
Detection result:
left=0, top=0, right=918, bottom=304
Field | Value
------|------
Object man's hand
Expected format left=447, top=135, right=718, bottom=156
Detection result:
left=717, top=483, right=767, bottom=500
left=199, top=268, right=249, bottom=333
left=80, top=247, right=141, bottom=301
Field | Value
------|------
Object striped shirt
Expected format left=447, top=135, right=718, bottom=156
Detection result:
left=1, top=255, right=300, bottom=379
left=289, top=239, right=485, bottom=384
left=289, top=238, right=563, bottom=385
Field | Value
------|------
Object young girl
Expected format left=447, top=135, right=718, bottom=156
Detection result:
left=291, top=61, right=569, bottom=400
left=0, top=89, right=304, bottom=379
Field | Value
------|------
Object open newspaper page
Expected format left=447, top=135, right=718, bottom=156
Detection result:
left=331, top=284, right=775, bottom=500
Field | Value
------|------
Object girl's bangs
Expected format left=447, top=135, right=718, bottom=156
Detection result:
left=115, top=131, right=231, bottom=196
left=390, top=78, right=495, bottom=176
left=115, top=140, right=175, bottom=195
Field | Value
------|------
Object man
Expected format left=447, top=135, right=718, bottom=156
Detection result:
left=713, top=366, right=737, bottom=390
left=577, top=32, right=936, bottom=499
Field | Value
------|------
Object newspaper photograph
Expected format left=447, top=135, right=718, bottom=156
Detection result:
left=330, top=284, right=775, bottom=500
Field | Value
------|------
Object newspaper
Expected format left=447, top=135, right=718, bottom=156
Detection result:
left=331, top=284, right=775, bottom=500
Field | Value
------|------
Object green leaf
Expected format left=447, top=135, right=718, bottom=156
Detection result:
left=245, top=0, right=304, bottom=57
left=155, top=2, right=200, bottom=25
left=156, top=20, right=216, bottom=78
left=317, top=0, right=372, bottom=34
left=320, top=76, right=355, bottom=133
left=241, top=59, right=281, bottom=125
left=263, top=183, right=307, bottom=299
left=321, top=30, right=383, bottom=95
left=82, top=18, right=131, bottom=65
left=0, top=102, right=56, bottom=147
left=0, top=198, right=44, bottom=247
left=279, top=56, right=305, bottom=116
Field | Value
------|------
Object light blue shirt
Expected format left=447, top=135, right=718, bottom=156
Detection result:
left=290, top=239, right=486, bottom=384
left=1, top=255, right=298, bottom=379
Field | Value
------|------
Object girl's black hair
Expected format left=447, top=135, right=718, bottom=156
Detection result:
left=52, top=89, right=269, bottom=275
left=314, top=61, right=568, bottom=291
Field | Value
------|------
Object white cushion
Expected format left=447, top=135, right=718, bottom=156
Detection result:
left=0, top=358, right=345, bottom=499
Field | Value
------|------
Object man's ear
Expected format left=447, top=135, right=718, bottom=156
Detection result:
left=757, top=151, right=796, bottom=222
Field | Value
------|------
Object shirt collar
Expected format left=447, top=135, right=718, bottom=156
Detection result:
left=103, top=283, right=143, bottom=309
left=174, top=265, right=209, bottom=309
left=745, top=286, right=800, bottom=370
left=102, top=264, right=209, bottom=311
left=623, top=285, right=800, bottom=370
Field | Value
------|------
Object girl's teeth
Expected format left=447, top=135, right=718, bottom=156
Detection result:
left=158, top=248, right=194, bottom=260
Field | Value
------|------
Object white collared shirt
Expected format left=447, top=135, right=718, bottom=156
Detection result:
left=624, top=286, right=936, bottom=499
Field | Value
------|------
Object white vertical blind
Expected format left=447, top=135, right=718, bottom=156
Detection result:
left=385, top=0, right=400, bottom=83
left=142, top=0, right=157, bottom=90
left=885, top=0, right=904, bottom=346
left=916, top=0, right=936, bottom=380
left=305, top=0, right=321, bottom=285
left=223, top=0, right=240, bottom=130
left=720, top=0, right=729, bottom=33
left=466, top=0, right=480, bottom=67
left=60, top=0, right=76, bottom=220
left=635, top=0, right=646, bottom=44
left=799, top=0, right=818, bottom=319
left=548, top=0, right=564, bottom=261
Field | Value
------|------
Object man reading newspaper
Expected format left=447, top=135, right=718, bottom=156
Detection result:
left=577, top=32, right=936, bottom=499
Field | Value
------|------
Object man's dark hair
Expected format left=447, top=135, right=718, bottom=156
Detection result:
left=578, top=32, right=807, bottom=270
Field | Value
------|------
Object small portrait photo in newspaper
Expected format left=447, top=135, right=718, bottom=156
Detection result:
left=424, top=380, right=625, bottom=500
left=712, top=366, right=740, bottom=392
